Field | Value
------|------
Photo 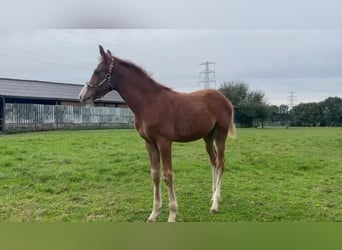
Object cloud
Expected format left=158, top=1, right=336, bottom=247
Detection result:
left=0, top=29, right=341, bottom=105
left=2, top=0, right=342, bottom=28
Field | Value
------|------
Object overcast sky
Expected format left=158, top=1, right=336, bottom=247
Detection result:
left=0, top=29, right=341, bottom=105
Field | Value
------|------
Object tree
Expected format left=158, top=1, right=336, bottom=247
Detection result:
left=267, top=104, right=290, bottom=127
left=319, top=97, right=342, bottom=127
left=289, top=98, right=341, bottom=127
left=279, top=104, right=289, bottom=114
left=279, top=104, right=290, bottom=127
left=218, top=81, right=248, bottom=106
left=219, top=81, right=269, bottom=127
left=290, top=102, right=320, bottom=126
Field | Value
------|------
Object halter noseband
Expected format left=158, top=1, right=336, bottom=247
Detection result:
left=86, top=57, right=115, bottom=91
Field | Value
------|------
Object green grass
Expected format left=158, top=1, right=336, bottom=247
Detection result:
left=0, top=128, right=341, bottom=222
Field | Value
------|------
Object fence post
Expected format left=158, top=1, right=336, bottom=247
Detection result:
left=54, top=105, right=58, bottom=129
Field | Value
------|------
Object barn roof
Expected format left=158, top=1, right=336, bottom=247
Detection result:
left=0, top=78, right=124, bottom=103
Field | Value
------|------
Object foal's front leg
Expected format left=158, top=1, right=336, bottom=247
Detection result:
left=157, top=138, right=178, bottom=222
left=146, top=142, right=162, bottom=222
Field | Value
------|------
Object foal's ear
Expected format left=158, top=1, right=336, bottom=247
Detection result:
left=99, top=45, right=110, bottom=64
left=106, top=49, right=113, bottom=57
left=99, top=45, right=106, bottom=58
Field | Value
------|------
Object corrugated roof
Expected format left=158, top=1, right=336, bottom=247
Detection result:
left=0, top=78, right=124, bottom=103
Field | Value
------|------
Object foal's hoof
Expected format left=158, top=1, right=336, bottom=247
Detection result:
left=210, top=208, right=218, bottom=214
left=147, top=217, right=157, bottom=222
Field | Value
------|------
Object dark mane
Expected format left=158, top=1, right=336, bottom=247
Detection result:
left=117, top=57, right=173, bottom=91
left=119, top=59, right=149, bottom=77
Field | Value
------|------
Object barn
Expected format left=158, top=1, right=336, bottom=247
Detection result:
left=0, top=77, right=126, bottom=107
left=0, top=78, right=132, bottom=132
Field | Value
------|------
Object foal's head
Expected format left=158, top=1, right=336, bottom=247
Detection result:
left=79, top=45, right=116, bottom=104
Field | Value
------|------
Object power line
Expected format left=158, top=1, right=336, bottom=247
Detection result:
left=198, top=61, right=215, bottom=89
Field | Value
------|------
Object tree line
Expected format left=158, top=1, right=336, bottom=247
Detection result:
left=219, top=81, right=342, bottom=127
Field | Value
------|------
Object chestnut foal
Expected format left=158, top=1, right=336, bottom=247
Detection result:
left=80, top=45, right=236, bottom=222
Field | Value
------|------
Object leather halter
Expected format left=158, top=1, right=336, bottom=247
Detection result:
left=86, top=57, right=115, bottom=91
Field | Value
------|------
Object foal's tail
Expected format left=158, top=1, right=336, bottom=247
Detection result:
left=228, top=106, right=237, bottom=139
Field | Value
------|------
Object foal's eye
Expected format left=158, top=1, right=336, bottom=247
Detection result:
left=94, top=70, right=100, bottom=76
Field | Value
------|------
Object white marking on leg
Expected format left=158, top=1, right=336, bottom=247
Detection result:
left=167, top=185, right=178, bottom=222
left=148, top=190, right=162, bottom=222
left=148, top=169, right=162, bottom=222
left=210, top=168, right=223, bottom=213
left=211, top=166, right=217, bottom=201
left=164, top=170, right=178, bottom=222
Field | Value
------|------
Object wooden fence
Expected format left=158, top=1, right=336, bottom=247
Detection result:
left=3, top=103, right=134, bottom=132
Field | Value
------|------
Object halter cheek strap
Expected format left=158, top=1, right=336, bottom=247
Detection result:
left=109, top=59, right=114, bottom=74
left=102, top=57, right=115, bottom=90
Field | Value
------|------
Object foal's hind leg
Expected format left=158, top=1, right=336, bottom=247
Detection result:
left=146, top=142, right=162, bottom=222
left=204, top=133, right=217, bottom=201
left=210, top=128, right=228, bottom=213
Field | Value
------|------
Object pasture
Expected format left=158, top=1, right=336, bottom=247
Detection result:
left=0, top=128, right=341, bottom=222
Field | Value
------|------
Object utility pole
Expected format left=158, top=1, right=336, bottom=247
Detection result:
left=198, top=61, right=215, bottom=89
left=287, top=91, right=297, bottom=110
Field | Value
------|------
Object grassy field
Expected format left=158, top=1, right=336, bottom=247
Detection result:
left=0, top=128, right=341, bottom=222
